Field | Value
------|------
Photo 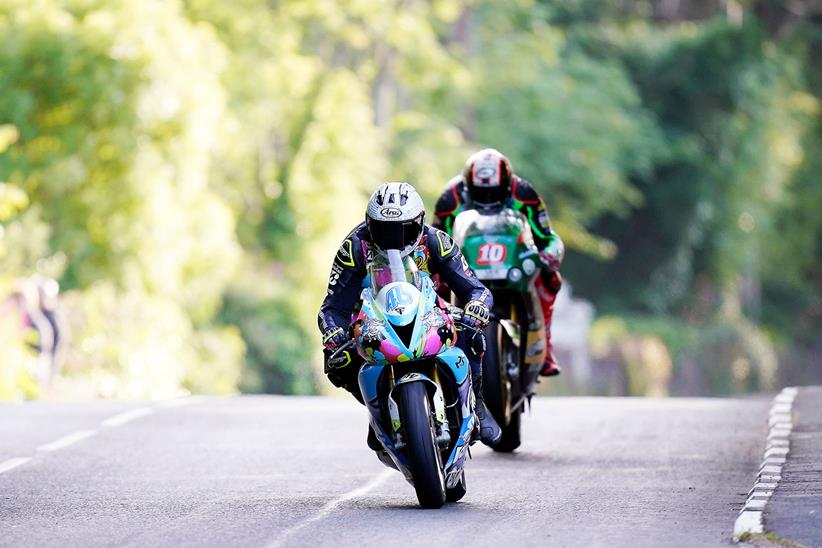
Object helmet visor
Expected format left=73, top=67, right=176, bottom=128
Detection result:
left=469, top=184, right=508, bottom=206
left=367, top=215, right=423, bottom=252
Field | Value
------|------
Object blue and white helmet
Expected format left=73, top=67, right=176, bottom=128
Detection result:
left=366, top=182, right=425, bottom=257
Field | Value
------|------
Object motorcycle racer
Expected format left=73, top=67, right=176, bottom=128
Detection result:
left=433, top=149, right=565, bottom=377
left=318, top=182, right=502, bottom=447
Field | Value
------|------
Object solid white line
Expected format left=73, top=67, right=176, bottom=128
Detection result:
left=102, top=407, right=153, bottom=427
left=0, top=457, right=31, bottom=474
left=37, top=430, right=97, bottom=452
left=268, top=470, right=394, bottom=548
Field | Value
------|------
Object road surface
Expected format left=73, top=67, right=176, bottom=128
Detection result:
left=0, top=396, right=768, bottom=547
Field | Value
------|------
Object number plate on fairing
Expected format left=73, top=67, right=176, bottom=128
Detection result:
left=475, top=267, right=508, bottom=280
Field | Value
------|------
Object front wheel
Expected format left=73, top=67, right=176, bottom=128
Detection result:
left=398, top=382, right=446, bottom=509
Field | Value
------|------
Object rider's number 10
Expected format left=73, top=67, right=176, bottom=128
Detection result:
left=477, top=242, right=507, bottom=265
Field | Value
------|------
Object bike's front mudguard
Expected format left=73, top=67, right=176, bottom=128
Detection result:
left=358, top=346, right=475, bottom=489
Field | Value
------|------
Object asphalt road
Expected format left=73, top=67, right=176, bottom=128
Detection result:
left=0, top=395, right=769, bottom=548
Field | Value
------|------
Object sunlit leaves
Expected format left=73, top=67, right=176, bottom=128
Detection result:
left=0, top=0, right=242, bottom=397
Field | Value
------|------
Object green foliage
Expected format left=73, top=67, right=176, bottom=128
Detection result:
left=220, top=285, right=315, bottom=395
left=474, top=4, right=664, bottom=229
left=1, top=0, right=818, bottom=398
left=591, top=314, right=778, bottom=396
left=560, top=19, right=818, bottom=324
left=0, top=0, right=242, bottom=398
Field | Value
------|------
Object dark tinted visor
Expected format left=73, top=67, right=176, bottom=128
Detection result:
left=469, top=184, right=508, bottom=206
left=367, top=216, right=423, bottom=251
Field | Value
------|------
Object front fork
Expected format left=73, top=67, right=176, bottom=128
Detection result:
left=388, top=370, right=450, bottom=449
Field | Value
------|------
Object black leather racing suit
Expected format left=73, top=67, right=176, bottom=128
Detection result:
left=318, top=222, right=492, bottom=397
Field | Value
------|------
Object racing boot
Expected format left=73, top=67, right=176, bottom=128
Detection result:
left=471, top=357, right=502, bottom=446
left=474, top=392, right=502, bottom=446
left=367, top=424, right=382, bottom=451
left=537, top=270, right=562, bottom=377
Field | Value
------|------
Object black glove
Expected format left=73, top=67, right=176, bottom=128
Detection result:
left=323, top=346, right=363, bottom=404
left=456, top=321, right=486, bottom=358
left=324, top=348, right=354, bottom=373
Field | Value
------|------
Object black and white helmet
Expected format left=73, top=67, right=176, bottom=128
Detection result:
left=366, top=182, right=425, bottom=257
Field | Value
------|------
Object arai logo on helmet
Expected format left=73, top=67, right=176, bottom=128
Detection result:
left=380, top=207, right=403, bottom=218
left=476, top=166, right=497, bottom=179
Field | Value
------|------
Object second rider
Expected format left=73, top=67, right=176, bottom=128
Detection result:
left=433, top=149, right=566, bottom=377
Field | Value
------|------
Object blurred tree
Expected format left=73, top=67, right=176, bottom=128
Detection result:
left=182, top=0, right=473, bottom=392
left=0, top=0, right=243, bottom=397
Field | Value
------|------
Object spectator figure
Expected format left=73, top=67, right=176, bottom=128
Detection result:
left=6, top=279, right=56, bottom=388
left=33, top=276, right=66, bottom=381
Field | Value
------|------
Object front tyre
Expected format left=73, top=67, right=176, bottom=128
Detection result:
left=398, top=382, right=446, bottom=509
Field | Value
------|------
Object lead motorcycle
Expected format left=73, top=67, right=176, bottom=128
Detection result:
left=452, top=208, right=547, bottom=452
left=330, top=249, right=477, bottom=508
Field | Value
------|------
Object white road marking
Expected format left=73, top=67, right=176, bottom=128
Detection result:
left=102, top=407, right=153, bottom=427
left=38, top=430, right=97, bottom=452
left=0, top=457, right=31, bottom=474
left=268, top=469, right=394, bottom=548
left=2, top=396, right=206, bottom=476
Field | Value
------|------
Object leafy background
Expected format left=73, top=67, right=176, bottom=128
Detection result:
left=1, top=0, right=819, bottom=400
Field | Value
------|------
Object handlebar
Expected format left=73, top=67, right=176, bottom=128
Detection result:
left=329, top=338, right=356, bottom=362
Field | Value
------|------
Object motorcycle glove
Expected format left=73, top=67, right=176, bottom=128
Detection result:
left=462, top=300, right=490, bottom=329
left=325, top=349, right=354, bottom=371
left=539, top=237, right=565, bottom=272
left=322, top=327, right=347, bottom=351
left=456, top=322, right=487, bottom=358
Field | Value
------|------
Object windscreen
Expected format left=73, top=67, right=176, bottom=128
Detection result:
left=368, top=252, right=422, bottom=295
left=452, top=208, right=532, bottom=246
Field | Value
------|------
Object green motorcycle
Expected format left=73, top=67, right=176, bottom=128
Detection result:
left=452, top=208, right=547, bottom=452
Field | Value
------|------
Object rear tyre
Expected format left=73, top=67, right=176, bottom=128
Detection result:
left=483, top=321, right=521, bottom=452
left=445, top=470, right=467, bottom=502
left=482, top=321, right=509, bottom=425
left=398, top=382, right=446, bottom=509
left=492, top=407, right=521, bottom=453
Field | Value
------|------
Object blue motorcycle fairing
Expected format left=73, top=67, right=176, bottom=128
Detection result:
left=434, top=346, right=470, bottom=386
left=358, top=348, right=476, bottom=488
left=355, top=259, right=477, bottom=494
left=435, top=347, right=475, bottom=482
left=359, top=362, right=384, bottom=405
